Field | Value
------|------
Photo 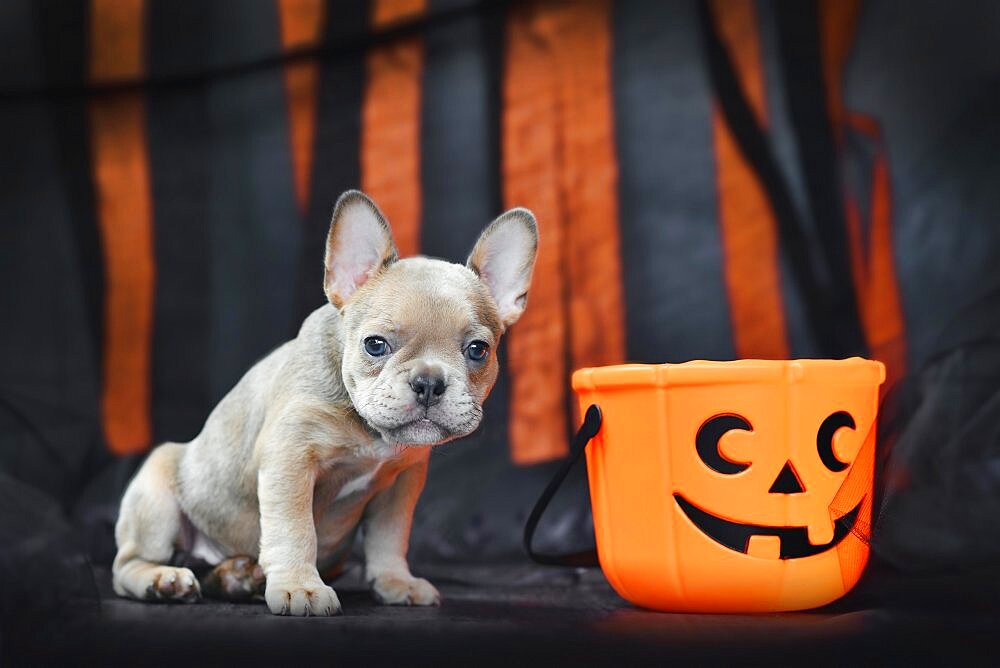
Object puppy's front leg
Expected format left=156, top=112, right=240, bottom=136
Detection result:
left=363, top=457, right=440, bottom=606
left=258, top=452, right=341, bottom=616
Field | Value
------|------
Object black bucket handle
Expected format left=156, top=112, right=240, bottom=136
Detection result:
left=522, top=404, right=603, bottom=567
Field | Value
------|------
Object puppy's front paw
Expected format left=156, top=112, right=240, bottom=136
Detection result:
left=370, top=574, right=441, bottom=606
left=265, top=580, right=341, bottom=616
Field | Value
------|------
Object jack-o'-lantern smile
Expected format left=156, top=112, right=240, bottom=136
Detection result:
left=675, top=494, right=862, bottom=559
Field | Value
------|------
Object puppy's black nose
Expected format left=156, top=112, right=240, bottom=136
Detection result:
left=410, top=374, right=446, bottom=407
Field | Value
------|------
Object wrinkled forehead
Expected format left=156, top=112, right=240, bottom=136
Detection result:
left=351, top=258, right=502, bottom=340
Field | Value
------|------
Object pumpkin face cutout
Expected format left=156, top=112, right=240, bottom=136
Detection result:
left=572, top=359, right=884, bottom=613
left=673, top=410, right=862, bottom=561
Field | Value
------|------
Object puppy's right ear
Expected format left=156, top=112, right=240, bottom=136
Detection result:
left=324, top=190, right=398, bottom=308
left=467, top=208, right=538, bottom=330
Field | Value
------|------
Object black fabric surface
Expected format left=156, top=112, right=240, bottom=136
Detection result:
left=873, top=289, right=1000, bottom=572
left=4, top=559, right=999, bottom=666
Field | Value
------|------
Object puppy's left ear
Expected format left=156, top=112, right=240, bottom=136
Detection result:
left=467, top=208, right=538, bottom=329
left=324, top=190, right=398, bottom=308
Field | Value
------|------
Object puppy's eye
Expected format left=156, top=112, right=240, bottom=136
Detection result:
left=363, top=336, right=390, bottom=357
left=465, top=340, right=490, bottom=362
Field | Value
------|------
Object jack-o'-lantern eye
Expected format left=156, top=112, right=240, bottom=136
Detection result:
left=696, top=415, right=752, bottom=474
left=817, top=411, right=855, bottom=472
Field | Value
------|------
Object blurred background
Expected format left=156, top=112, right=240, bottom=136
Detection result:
left=1, top=0, right=999, bottom=601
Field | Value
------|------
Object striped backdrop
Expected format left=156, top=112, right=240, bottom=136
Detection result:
left=2, top=0, right=927, bottom=519
left=77, top=0, right=905, bottom=462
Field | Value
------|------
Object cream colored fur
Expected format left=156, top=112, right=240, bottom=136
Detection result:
left=112, top=191, right=537, bottom=616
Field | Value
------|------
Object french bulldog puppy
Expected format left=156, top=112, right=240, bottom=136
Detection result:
left=112, top=191, right=538, bottom=616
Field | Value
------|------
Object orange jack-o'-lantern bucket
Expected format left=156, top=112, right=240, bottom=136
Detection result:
left=524, top=358, right=885, bottom=613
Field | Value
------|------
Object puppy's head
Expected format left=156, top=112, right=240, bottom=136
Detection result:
left=324, top=190, right=537, bottom=447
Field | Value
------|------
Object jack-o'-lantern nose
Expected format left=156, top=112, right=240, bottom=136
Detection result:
left=769, top=461, right=805, bottom=494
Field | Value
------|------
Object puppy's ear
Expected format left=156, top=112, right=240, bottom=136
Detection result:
left=467, top=208, right=538, bottom=329
left=324, top=190, right=398, bottom=308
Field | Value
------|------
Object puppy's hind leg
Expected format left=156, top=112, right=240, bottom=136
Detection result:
left=200, top=556, right=265, bottom=602
left=112, top=443, right=201, bottom=603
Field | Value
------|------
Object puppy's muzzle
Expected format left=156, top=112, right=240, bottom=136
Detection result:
left=409, top=367, right=447, bottom=408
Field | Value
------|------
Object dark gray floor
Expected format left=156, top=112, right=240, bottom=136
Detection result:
left=5, top=561, right=1000, bottom=666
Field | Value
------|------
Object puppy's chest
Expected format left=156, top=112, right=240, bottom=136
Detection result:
left=313, top=444, right=421, bottom=515
left=322, top=460, right=388, bottom=504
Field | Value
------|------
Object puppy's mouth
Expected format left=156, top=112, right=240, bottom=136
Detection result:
left=383, top=417, right=453, bottom=447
